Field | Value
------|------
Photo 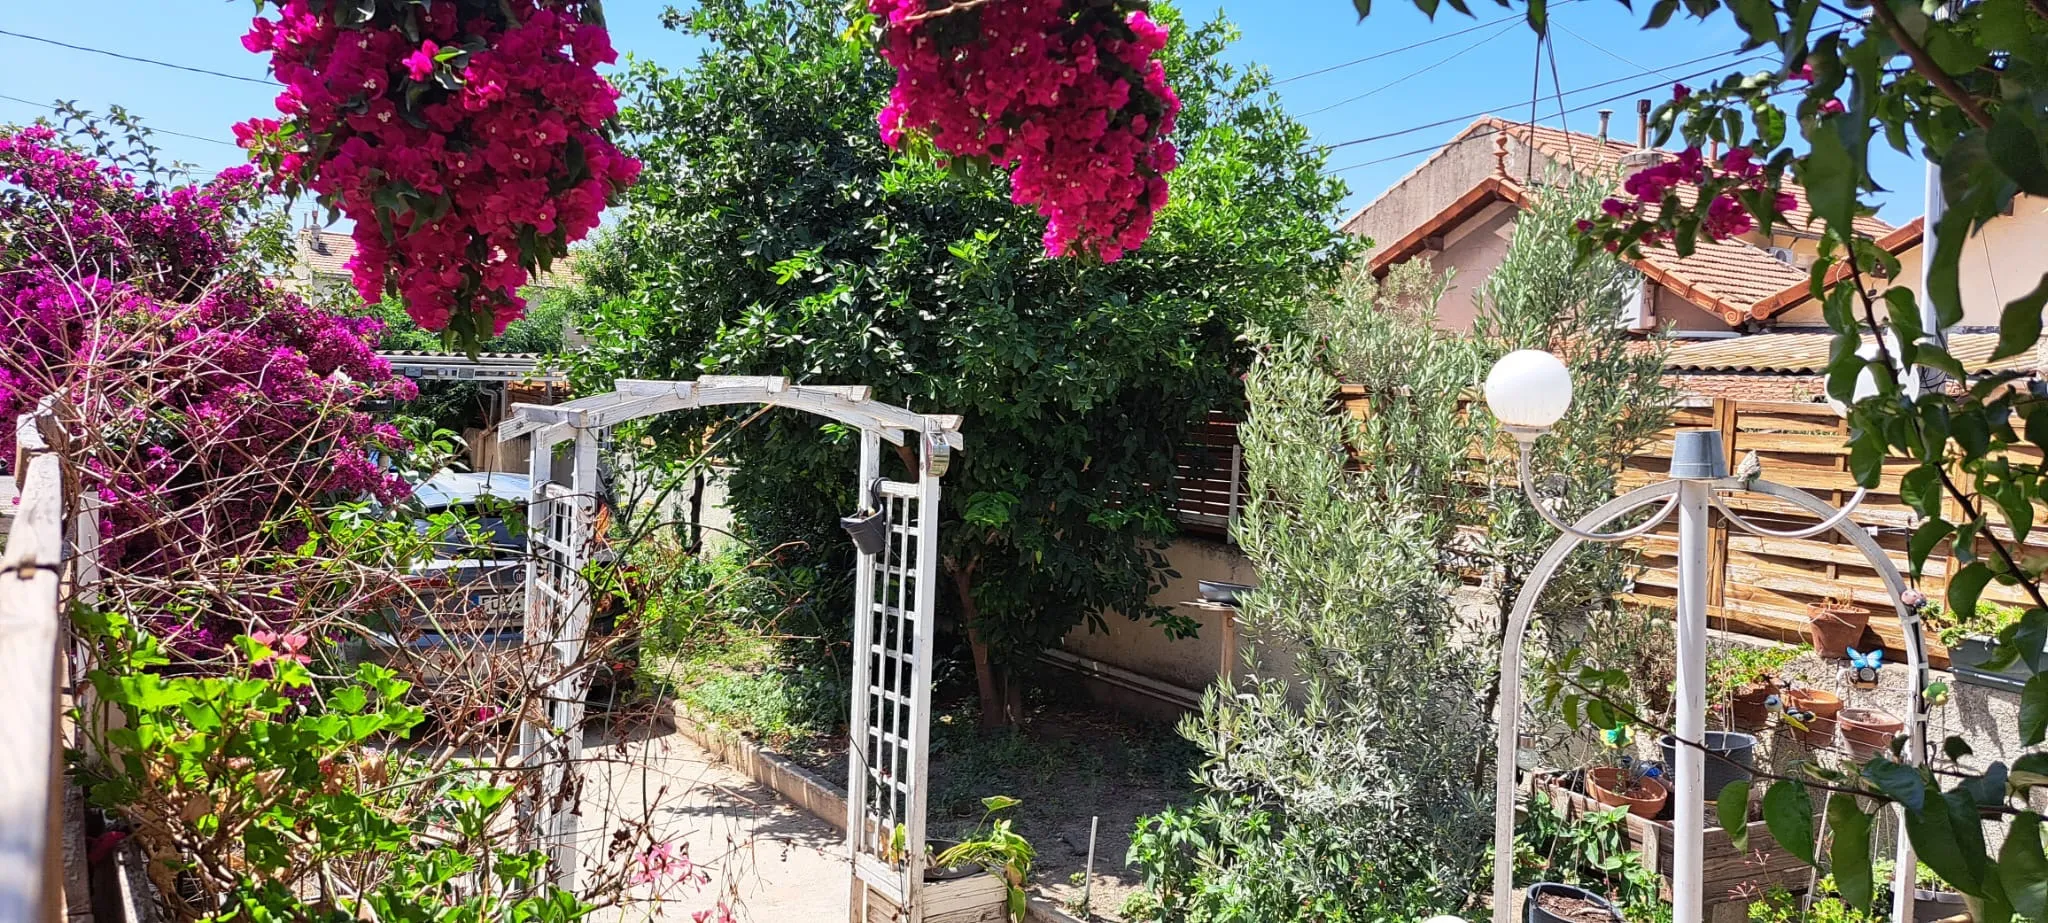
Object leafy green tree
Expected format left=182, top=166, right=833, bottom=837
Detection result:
left=573, top=0, right=1350, bottom=725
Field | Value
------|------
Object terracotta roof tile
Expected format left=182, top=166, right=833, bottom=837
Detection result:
left=297, top=229, right=583, bottom=288
left=1360, top=117, right=1898, bottom=324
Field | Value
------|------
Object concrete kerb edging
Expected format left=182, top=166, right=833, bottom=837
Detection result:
left=667, top=703, right=1090, bottom=923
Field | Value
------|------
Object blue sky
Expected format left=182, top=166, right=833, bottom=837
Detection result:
left=0, top=1, right=1926, bottom=227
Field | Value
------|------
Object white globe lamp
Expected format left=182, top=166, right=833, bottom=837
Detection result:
left=1484, top=349, right=1574, bottom=439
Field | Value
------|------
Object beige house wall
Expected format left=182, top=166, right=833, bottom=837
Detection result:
left=1766, top=196, right=2046, bottom=329
left=1055, top=536, right=1255, bottom=693
left=1426, top=203, right=1518, bottom=330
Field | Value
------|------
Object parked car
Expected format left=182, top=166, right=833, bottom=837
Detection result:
left=351, top=471, right=635, bottom=709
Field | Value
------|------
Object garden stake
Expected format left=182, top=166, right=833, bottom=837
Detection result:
left=1084, top=815, right=1098, bottom=918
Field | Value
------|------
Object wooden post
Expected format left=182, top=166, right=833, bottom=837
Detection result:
left=1704, top=399, right=1736, bottom=613
left=1, top=429, right=67, bottom=923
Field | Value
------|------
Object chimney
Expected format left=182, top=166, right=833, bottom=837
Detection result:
left=1636, top=99, right=1652, bottom=148
left=1618, top=99, right=1669, bottom=173
left=1597, top=109, right=1614, bottom=144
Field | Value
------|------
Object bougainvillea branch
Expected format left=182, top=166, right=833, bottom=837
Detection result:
left=871, top=0, right=1181, bottom=262
left=235, top=0, right=640, bottom=348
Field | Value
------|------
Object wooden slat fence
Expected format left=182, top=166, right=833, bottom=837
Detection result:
left=1167, top=394, right=1989, bottom=667
left=1, top=407, right=73, bottom=923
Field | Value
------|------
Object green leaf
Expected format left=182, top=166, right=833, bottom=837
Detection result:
left=337, top=0, right=376, bottom=28
left=1908, top=518, right=1954, bottom=576
left=1763, top=780, right=1817, bottom=866
left=2023, top=673, right=2048, bottom=745
left=1849, top=433, right=1885, bottom=486
left=1950, top=562, right=1995, bottom=626
left=1906, top=779, right=1979, bottom=895
left=1829, top=793, right=1875, bottom=909
left=1644, top=0, right=1681, bottom=27
left=1718, top=780, right=1752, bottom=850
left=1994, top=273, right=2048, bottom=361
left=1862, top=759, right=1927, bottom=812
left=1991, top=112, right=2048, bottom=197
left=981, top=794, right=1021, bottom=813
left=1353, top=0, right=1372, bottom=17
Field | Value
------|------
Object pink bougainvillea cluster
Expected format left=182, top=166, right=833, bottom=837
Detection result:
left=236, top=0, right=639, bottom=344
left=871, top=0, right=1181, bottom=263
left=1575, top=142, right=1799, bottom=254
left=0, top=126, right=414, bottom=650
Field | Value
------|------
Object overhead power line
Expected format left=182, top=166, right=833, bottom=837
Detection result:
left=1303, top=20, right=1524, bottom=117
left=1323, top=52, right=1776, bottom=174
left=1273, top=0, right=1585, bottom=86
left=0, top=27, right=277, bottom=86
left=1319, top=45, right=1761, bottom=154
left=0, top=92, right=242, bottom=148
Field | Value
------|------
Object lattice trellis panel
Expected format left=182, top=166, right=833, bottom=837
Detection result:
left=847, top=438, right=942, bottom=917
left=521, top=480, right=595, bottom=881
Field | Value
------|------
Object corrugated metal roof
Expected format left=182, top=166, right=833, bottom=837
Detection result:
left=1666, top=331, right=2034, bottom=375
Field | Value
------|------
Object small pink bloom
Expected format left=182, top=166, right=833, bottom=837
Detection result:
left=403, top=41, right=440, bottom=81
left=1820, top=99, right=1846, bottom=116
left=1672, top=82, right=1691, bottom=101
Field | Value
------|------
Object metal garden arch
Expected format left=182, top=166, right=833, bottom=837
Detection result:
left=1489, top=431, right=1933, bottom=923
left=498, top=376, right=963, bottom=916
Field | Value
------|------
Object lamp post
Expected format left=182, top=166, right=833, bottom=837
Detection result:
left=1480, top=350, right=1929, bottom=923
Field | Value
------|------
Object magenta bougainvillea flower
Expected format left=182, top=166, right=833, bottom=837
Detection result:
left=870, top=0, right=1181, bottom=263
left=236, top=0, right=639, bottom=345
left=0, top=126, right=415, bottom=652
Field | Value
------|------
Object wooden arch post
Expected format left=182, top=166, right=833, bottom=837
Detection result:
left=499, top=377, right=963, bottom=919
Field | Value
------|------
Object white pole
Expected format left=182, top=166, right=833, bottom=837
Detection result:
left=1673, top=478, right=1711, bottom=923
left=1084, top=815, right=1099, bottom=918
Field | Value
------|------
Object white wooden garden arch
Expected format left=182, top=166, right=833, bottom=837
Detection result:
left=497, top=376, right=963, bottom=913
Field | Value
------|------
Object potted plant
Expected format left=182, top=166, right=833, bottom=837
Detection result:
left=1708, top=644, right=1803, bottom=731
left=1584, top=759, right=1668, bottom=819
left=1525, top=882, right=1623, bottom=923
left=1839, top=707, right=1905, bottom=760
left=1931, top=601, right=2033, bottom=692
left=933, top=796, right=1035, bottom=922
left=1913, top=862, right=1967, bottom=921
left=1658, top=731, right=1755, bottom=804
left=1806, top=597, right=1873, bottom=659
left=1783, top=685, right=1843, bottom=748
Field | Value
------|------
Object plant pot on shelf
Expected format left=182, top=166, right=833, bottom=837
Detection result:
left=1784, top=687, right=1842, bottom=748
left=1586, top=767, right=1670, bottom=819
left=1525, top=883, right=1622, bottom=923
left=1951, top=635, right=2034, bottom=693
left=1806, top=600, right=1873, bottom=659
left=840, top=507, right=888, bottom=556
left=1839, top=707, right=1905, bottom=760
left=1730, top=683, right=1774, bottom=730
left=1915, top=887, right=1966, bottom=922
left=1660, top=731, right=1756, bottom=804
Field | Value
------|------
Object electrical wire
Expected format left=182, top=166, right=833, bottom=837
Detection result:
left=1319, top=46, right=1763, bottom=154
left=1555, top=22, right=1687, bottom=80
left=1273, top=0, right=1585, bottom=86
left=1302, top=20, right=1524, bottom=117
left=0, top=27, right=278, bottom=86
left=0, top=92, right=242, bottom=148
left=1323, top=52, right=1776, bottom=173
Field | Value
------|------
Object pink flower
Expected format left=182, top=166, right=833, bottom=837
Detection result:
left=403, top=41, right=441, bottom=82
left=1600, top=197, right=1636, bottom=218
left=1575, top=219, right=1596, bottom=233
left=1719, top=146, right=1758, bottom=177
left=1791, top=62, right=1815, bottom=83
left=1672, top=82, right=1691, bottom=101
left=1820, top=99, right=1846, bottom=116
left=1773, top=192, right=1798, bottom=215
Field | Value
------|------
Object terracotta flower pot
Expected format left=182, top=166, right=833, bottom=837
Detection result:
left=1807, top=601, right=1873, bottom=659
left=1840, top=707, right=1905, bottom=760
left=1784, top=687, right=1842, bottom=747
left=1730, top=683, right=1774, bottom=730
left=1587, top=767, right=1670, bottom=819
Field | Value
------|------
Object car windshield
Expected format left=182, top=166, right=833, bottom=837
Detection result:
left=415, top=504, right=525, bottom=559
